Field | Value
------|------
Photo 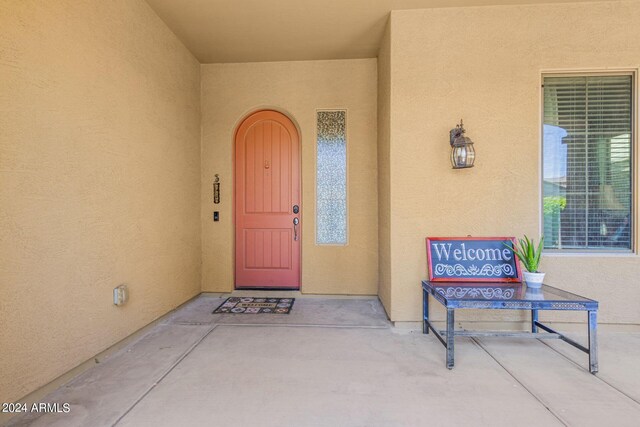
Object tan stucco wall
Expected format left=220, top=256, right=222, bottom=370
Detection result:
left=201, top=59, right=378, bottom=295
left=0, top=0, right=201, bottom=403
left=377, top=22, right=392, bottom=316
left=387, top=1, right=640, bottom=324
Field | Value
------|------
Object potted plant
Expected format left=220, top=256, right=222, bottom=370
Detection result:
left=508, top=236, right=545, bottom=288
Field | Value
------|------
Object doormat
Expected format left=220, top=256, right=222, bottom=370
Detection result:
left=213, top=297, right=295, bottom=314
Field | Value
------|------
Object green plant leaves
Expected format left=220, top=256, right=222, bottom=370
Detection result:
left=505, top=235, right=544, bottom=273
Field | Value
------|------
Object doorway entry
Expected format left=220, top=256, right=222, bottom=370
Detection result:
left=234, top=110, right=301, bottom=289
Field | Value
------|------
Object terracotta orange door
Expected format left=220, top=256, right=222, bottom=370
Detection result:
left=235, top=111, right=301, bottom=289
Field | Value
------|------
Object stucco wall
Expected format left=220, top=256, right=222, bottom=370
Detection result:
left=201, top=59, right=378, bottom=295
left=377, top=22, right=392, bottom=316
left=387, top=1, right=640, bottom=324
left=0, top=0, right=201, bottom=403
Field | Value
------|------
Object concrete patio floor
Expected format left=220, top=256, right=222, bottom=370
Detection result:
left=5, top=294, right=640, bottom=427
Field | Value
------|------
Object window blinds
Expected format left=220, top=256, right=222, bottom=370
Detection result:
left=543, top=75, right=633, bottom=250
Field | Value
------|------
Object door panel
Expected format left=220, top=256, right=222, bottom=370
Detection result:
left=244, top=229, right=291, bottom=269
left=235, top=111, right=300, bottom=289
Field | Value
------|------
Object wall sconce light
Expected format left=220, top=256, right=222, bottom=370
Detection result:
left=449, top=119, right=475, bottom=169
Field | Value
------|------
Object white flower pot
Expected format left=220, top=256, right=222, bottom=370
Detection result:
left=523, top=271, right=545, bottom=288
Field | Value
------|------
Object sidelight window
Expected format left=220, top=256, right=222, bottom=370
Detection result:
left=316, top=110, right=347, bottom=245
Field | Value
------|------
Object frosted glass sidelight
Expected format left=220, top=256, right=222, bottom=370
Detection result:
left=316, top=111, right=347, bottom=245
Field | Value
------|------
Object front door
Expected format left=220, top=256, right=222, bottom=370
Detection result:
left=235, top=110, right=301, bottom=289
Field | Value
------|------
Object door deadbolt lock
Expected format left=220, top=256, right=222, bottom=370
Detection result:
left=293, top=205, right=299, bottom=214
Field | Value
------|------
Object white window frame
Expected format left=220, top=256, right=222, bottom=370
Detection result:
left=540, top=70, right=638, bottom=255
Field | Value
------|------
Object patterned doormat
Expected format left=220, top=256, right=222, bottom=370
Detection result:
left=213, top=297, right=295, bottom=314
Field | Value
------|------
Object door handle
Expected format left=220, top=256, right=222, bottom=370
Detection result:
left=293, top=217, right=299, bottom=241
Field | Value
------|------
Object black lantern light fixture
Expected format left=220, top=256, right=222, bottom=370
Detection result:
left=449, top=119, right=475, bottom=169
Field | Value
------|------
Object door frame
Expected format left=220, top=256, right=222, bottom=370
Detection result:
left=232, top=108, right=303, bottom=290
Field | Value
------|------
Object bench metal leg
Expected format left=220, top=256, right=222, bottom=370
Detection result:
left=531, top=309, right=538, bottom=333
left=423, top=288, right=429, bottom=334
left=446, top=308, right=455, bottom=369
left=588, top=310, right=598, bottom=374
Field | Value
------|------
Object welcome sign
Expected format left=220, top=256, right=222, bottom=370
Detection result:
left=426, top=237, right=522, bottom=282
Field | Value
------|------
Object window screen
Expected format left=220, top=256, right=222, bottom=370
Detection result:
left=543, top=75, right=633, bottom=251
left=316, top=110, right=347, bottom=245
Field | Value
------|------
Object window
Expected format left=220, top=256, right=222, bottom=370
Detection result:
left=543, top=74, right=633, bottom=251
left=316, top=110, right=347, bottom=245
